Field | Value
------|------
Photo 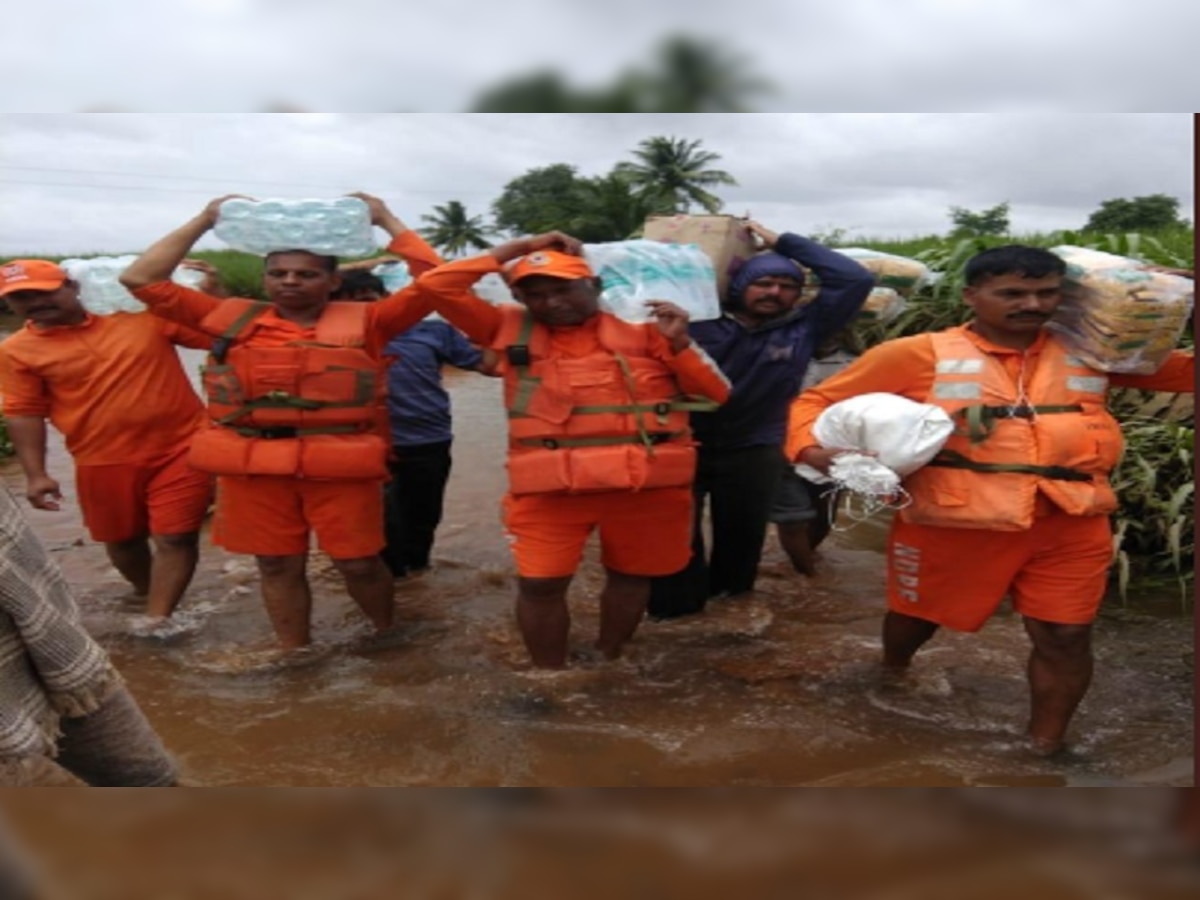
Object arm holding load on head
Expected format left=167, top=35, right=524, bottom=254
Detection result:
left=644, top=300, right=732, bottom=404
left=415, top=231, right=583, bottom=346
left=120, top=196, right=249, bottom=328
left=747, top=220, right=875, bottom=337
left=1108, top=348, right=1195, bottom=393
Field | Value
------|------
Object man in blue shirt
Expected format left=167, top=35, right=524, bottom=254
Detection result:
left=648, top=220, right=874, bottom=618
left=335, top=271, right=496, bottom=577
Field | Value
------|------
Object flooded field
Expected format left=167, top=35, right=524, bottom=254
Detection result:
left=2, top=353, right=1193, bottom=786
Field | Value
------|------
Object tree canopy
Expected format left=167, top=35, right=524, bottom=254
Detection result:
left=948, top=202, right=1010, bottom=236
left=1083, top=194, right=1188, bottom=232
left=418, top=200, right=493, bottom=256
left=615, top=136, right=737, bottom=215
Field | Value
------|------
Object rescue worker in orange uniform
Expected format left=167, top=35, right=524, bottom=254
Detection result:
left=118, top=193, right=443, bottom=652
left=0, top=260, right=215, bottom=627
left=787, top=245, right=1195, bottom=756
left=415, top=232, right=732, bottom=668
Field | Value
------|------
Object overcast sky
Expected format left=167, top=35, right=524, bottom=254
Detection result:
left=0, top=113, right=1191, bottom=256
left=5, top=0, right=1199, bottom=112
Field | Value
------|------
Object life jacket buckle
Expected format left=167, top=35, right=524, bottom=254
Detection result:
left=257, top=426, right=298, bottom=440
left=507, top=345, right=532, bottom=367
left=541, top=438, right=560, bottom=450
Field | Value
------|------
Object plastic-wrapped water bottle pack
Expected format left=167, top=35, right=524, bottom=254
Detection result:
left=371, top=261, right=412, bottom=294
left=583, top=240, right=721, bottom=323
left=214, top=197, right=378, bottom=257
left=59, top=256, right=205, bottom=315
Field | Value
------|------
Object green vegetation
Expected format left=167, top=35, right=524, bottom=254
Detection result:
left=1083, top=193, right=1190, bottom=233
left=948, top=202, right=1011, bottom=237
left=418, top=200, right=494, bottom=257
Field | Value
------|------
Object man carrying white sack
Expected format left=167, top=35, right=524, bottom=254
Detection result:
left=786, top=244, right=1194, bottom=757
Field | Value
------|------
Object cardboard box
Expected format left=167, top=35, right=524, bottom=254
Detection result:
left=643, top=214, right=758, bottom=297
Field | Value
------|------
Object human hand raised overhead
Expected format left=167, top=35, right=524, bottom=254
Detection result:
left=200, top=194, right=255, bottom=229
left=743, top=219, right=780, bottom=250
left=491, top=231, right=584, bottom=263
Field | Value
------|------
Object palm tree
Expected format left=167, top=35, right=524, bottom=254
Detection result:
left=418, top=201, right=494, bottom=256
left=615, top=136, right=738, bottom=215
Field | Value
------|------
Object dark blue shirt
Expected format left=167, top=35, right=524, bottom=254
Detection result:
left=688, top=233, right=874, bottom=450
left=383, top=318, right=483, bottom=447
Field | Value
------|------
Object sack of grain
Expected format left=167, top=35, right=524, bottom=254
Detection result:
left=833, top=248, right=930, bottom=295
left=1046, top=246, right=1194, bottom=374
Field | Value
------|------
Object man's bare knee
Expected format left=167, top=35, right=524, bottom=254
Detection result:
left=152, top=531, right=200, bottom=550
left=256, top=555, right=306, bottom=577
left=518, top=576, right=572, bottom=602
left=330, top=556, right=386, bottom=580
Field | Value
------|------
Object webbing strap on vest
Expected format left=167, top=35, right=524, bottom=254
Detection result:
left=927, top=449, right=1093, bottom=482
left=210, top=302, right=272, bottom=364
left=515, top=432, right=683, bottom=450
left=506, top=312, right=540, bottom=416
left=956, top=403, right=1085, bottom=443
left=504, top=311, right=719, bottom=425
left=227, top=424, right=367, bottom=439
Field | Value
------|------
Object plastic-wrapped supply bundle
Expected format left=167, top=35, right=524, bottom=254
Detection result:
left=857, top=286, right=907, bottom=324
left=59, top=256, right=206, bottom=315
left=583, top=240, right=721, bottom=324
left=833, top=248, right=930, bottom=295
left=1046, top=245, right=1194, bottom=375
left=472, top=272, right=515, bottom=306
left=795, top=393, right=954, bottom=524
left=214, top=197, right=377, bottom=257
left=371, top=261, right=412, bottom=294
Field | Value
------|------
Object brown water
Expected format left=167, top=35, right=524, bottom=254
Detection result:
left=2, top=347, right=1193, bottom=786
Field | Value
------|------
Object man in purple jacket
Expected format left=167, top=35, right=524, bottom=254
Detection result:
left=648, top=220, right=874, bottom=618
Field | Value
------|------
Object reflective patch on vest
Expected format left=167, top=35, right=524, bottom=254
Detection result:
left=1066, top=356, right=1086, bottom=367
left=935, top=359, right=985, bottom=374
left=934, top=382, right=982, bottom=400
left=1066, top=375, right=1108, bottom=393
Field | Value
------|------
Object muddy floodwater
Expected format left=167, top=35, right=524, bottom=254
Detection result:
left=3, top=346, right=1193, bottom=786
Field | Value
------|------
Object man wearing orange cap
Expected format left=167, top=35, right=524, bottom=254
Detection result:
left=118, top=193, right=443, bottom=654
left=416, top=233, right=732, bottom=668
left=0, top=259, right=215, bottom=627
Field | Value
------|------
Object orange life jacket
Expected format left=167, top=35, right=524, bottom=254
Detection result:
left=493, top=306, right=716, bottom=495
left=187, top=300, right=389, bottom=480
left=901, top=328, right=1123, bottom=531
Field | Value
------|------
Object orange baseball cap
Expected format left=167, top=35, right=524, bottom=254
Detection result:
left=503, top=250, right=594, bottom=286
left=0, top=259, right=69, bottom=297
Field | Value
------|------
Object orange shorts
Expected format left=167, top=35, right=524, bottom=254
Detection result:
left=887, top=511, right=1113, bottom=631
left=75, top=444, right=213, bottom=543
left=502, top=487, right=693, bottom=579
left=212, top=475, right=384, bottom=559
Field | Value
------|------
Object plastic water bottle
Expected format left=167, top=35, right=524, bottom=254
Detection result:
left=371, top=261, right=412, bottom=294
left=583, top=240, right=720, bottom=323
left=214, top=197, right=378, bottom=258
left=59, top=256, right=215, bottom=315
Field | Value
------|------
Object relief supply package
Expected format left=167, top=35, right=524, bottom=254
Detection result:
left=214, top=197, right=378, bottom=257
left=833, top=248, right=931, bottom=295
left=584, top=240, right=722, bottom=324
left=371, top=260, right=412, bottom=294
left=642, top=214, right=757, bottom=297
left=795, top=393, right=954, bottom=523
left=1046, top=245, right=1193, bottom=375
left=59, top=256, right=206, bottom=315
left=857, top=286, right=908, bottom=323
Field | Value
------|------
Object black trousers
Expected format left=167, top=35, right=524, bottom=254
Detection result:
left=381, top=440, right=453, bottom=576
left=647, top=444, right=788, bottom=619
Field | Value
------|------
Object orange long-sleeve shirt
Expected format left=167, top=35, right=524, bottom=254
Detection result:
left=786, top=324, right=1196, bottom=461
left=415, top=254, right=733, bottom=404
left=0, top=312, right=211, bottom=464
left=129, top=231, right=442, bottom=356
